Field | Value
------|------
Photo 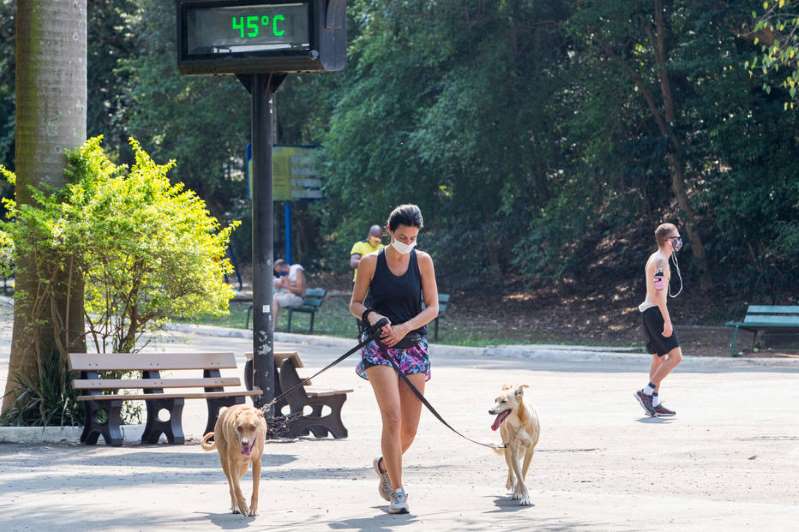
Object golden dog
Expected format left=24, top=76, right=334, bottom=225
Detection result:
left=489, top=384, right=541, bottom=506
left=201, top=404, right=267, bottom=516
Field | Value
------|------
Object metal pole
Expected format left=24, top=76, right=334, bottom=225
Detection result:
left=284, top=202, right=292, bottom=264
left=251, top=73, right=275, bottom=409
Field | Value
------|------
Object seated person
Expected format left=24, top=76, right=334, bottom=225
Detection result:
left=272, top=258, right=305, bottom=329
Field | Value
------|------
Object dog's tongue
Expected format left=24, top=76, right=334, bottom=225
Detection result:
left=491, top=410, right=510, bottom=431
left=241, top=444, right=252, bottom=456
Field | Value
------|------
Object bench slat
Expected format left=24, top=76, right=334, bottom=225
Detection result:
left=77, top=389, right=263, bottom=402
left=306, top=388, right=353, bottom=398
left=72, top=377, right=241, bottom=390
left=69, top=352, right=237, bottom=371
left=742, top=315, right=799, bottom=327
left=245, top=351, right=304, bottom=368
left=747, top=305, right=799, bottom=315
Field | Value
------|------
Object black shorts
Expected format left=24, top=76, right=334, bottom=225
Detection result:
left=642, top=306, right=680, bottom=356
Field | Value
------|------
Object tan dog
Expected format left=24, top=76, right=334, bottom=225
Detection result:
left=489, top=384, right=541, bottom=506
left=201, top=404, right=267, bottom=516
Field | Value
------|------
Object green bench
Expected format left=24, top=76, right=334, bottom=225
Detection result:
left=287, top=287, right=327, bottom=334
left=242, top=288, right=327, bottom=333
left=725, top=305, right=799, bottom=356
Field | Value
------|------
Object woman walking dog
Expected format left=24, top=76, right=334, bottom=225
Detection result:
left=349, top=204, right=439, bottom=514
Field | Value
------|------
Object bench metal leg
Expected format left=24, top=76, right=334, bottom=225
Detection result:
left=309, top=311, right=315, bottom=334
left=287, top=309, right=293, bottom=332
left=81, top=400, right=124, bottom=447
left=142, top=398, right=186, bottom=445
left=205, top=396, right=246, bottom=436
left=434, top=317, right=439, bottom=341
left=245, top=304, right=253, bottom=328
left=286, top=394, right=349, bottom=439
left=730, top=326, right=741, bottom=357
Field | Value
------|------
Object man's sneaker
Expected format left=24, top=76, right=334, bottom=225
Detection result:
left=388, top=488, right=409, bottom=514
left=635, top=390, right=656, bottom=416
left=654, top=403, right=676, bottom=417
left=373, top=457, right=392, bottom=501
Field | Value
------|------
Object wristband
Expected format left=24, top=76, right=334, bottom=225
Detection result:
left=361, top=308, right=375, bottom=323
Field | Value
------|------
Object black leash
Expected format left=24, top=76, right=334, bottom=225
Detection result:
left=263, top=318, right=505, bottom=449
left=385, top=356, right=505, bottom=450
left=262, top=335, right=372, bottom=410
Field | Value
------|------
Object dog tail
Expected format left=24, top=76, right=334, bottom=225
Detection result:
left=200, top=431, right=216, bottom=451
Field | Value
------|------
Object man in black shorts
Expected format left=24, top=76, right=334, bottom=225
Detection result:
left=634, top=223, right=684, bottom=417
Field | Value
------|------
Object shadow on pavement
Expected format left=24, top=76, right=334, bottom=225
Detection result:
left=328, top=509, right=417, bottom=531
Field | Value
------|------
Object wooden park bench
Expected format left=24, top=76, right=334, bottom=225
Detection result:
left=286, top=287, right=327, bottom=334
left=277, top=357, right=352, bottom=439
left=68, top=352, right=261, bottom=446
left=725, top=305, right=799, bottom=356
left=242, top=350, right=311, bottom=391
left=243, top=351, right=351, bottom=438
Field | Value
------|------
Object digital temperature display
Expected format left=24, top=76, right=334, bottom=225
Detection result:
left=185, top=3, right=310, bottom=56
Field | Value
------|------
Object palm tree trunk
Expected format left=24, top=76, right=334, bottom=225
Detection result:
left=2, top=1, right=87, bottom=415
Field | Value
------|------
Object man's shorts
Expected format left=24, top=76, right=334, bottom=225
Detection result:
left=274, top=290, right=303, bottom=308
left=642, top=306, right=680, bottom=356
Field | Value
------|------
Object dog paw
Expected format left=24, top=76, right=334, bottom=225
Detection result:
left=237, top=501, right=250, bottom=516
left=511, top=490, right=521, bottom=500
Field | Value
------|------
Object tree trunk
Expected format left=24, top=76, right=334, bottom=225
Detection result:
left=2, top=1, right=87, bottom=415
left=650, top=0, right=712, bottom=291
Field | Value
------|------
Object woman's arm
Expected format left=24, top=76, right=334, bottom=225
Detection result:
left=381, top=252, right=439, bottom=346
left=350, top=255, right=382, bottom=323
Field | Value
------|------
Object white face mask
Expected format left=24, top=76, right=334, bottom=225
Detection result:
left=391, top=239, right=416, bottom=255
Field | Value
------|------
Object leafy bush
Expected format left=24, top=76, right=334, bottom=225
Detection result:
left=0, top=136, right=238, bottom=425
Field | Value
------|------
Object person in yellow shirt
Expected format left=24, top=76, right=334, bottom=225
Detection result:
left=350, top=225, right=384, bottom=282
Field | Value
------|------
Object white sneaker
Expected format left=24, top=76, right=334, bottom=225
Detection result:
left=373, top=457, right=392, bottom=501
left=388, top=488, right=409, bottom=514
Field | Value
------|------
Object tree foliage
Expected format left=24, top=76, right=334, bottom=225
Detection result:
left=750, top=0, right=799, bottom=106
left=0, top=137, right=237, bottom=424
left=1, top=0, right=797, bottom=304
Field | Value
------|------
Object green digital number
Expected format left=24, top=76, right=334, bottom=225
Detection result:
left=232, top=16, right=245, bottom=38
left=232, top=12, right=288, bottom=40
left=273, top=14, right=285, bottom=37
left=246, top=15, right=259, bottom=38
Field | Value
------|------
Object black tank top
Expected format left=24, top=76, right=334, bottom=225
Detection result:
left=366, top=249, right=427, bottom=336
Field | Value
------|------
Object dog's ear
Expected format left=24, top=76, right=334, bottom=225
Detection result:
left=501, top=384, right=514, bottom=391
left=256, top=409, right=265, bottom=419
left=515, top=384, right=529, bottom=397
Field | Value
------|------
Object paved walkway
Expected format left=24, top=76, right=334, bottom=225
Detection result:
left=1, top=309, right=798, bottom=531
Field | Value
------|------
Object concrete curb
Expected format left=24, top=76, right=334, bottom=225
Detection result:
left=163, top=322, right=799, bottom=370
left=0, top=424, right=201, bottom=445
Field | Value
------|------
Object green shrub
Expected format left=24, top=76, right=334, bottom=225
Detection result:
left=0, top=136, right=238, bottom=425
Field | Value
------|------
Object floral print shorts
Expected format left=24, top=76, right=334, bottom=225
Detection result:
left=356, top=338, right=431, bottom=381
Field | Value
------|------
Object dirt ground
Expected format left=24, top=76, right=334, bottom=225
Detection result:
left=311, top=270, right=797, bottom=358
